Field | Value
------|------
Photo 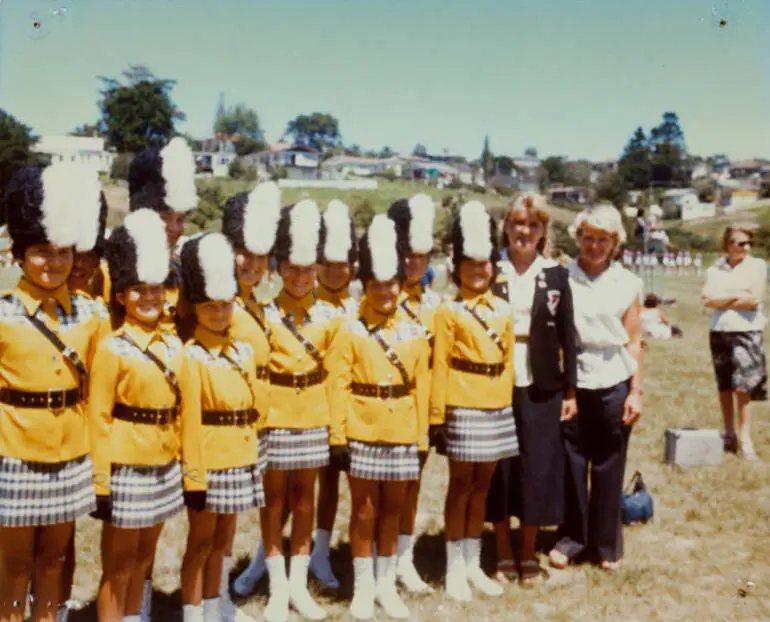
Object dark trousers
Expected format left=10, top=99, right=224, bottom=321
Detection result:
left=555, top=381, right=631, bottom=563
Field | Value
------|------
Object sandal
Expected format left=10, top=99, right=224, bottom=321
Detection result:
left=494, top=559, right=518, bottom=584
left=548, top=549, right=569, bottom=570
left=600, top=559, right=621, bottom=573
left=519, top=560, right=545, bottom=587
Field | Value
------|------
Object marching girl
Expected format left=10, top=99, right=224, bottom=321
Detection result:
left=87, top=209, right=185, bottom=622
left=549, top=205, right=643, bottom=572
left=221, top=181, right=282, bottom=621
left=429, top=201, right=518, bottom=602
left=0, top=163, right=104, bottom=622
left=310, top=199, right=359, bottom=590
left=259, top=200, right=338, bottom=622
left=385, top=194, right=440, bottom=594
left=326, top=215, right=430, bottom=620
left=178, top=233, right=267, bottom=622
left=487, top=193, right=577, bottom=585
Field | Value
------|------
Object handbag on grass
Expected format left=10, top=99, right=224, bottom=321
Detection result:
left=622, top=471, right=654, bottom=525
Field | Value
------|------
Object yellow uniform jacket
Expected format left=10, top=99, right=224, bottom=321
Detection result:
left=316, top=282, right=360, bottom=318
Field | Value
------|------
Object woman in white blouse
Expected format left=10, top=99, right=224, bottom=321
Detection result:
left=701, top=226, right=766, bottom=460
left=549, top=204, right=644, bottom=572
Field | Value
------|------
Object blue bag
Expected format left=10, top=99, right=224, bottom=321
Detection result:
left=622, top=471, right=654, bottom=525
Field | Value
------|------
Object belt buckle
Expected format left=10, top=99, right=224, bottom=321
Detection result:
left=378, top=382, right=393, bottom=400
left=488, top=364, right=497, bottom=379
left=293, top=372, right=307, bottom=394
left=47, top=389, right=65, bottom=414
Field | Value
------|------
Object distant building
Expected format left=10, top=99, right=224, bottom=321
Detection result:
left=546, top=186, right=589, bottom=204
left=242, top=142, right=320, bottom=180
left=33, top=136, right=115, bottom=174
left=729, top=160, right=765, bottom=180
left=195, top=134, right=238, bottom=177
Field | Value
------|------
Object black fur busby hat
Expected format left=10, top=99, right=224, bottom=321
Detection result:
left=386, top=193, right=435, bottom=256
left=273, top=199, right=325, bottom=266
left=321, top=199, right=357, bottom=264
left=128, top=137, right=198, bottom=214
left=222, top=181, right=281, bottom=255
left=2, top=162, right=102, bottom=260
left=450, top=200, right=498, bottom=280
left=180, top=232, right=237, bottom=305
left=357, top=214, right=403, bottom=284
left=106, top=208, right=170, bottom=294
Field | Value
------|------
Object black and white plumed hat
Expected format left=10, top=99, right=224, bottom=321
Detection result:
left=128, top=137, right=199, bottom=214
left=77, top=187, right=110, bottom=256
left=321, top=199, right=357, bottom=264
left=180, top=232, right=237, bottom=304
left=2, top=162, right=104, bottom=260
left=357, top=214, right=403, bottom=284
left=273, top=199, right=325, bottom=266
left=106, top=208, right=170, bottom=294
left=222, top=181, right=282, bottom=255
left=386, top=193, right=436, bottom=256
left=451, top=200, right=498, bottom=271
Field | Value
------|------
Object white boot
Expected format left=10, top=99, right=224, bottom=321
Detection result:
left=122, top=616, right=141, bottom=622
left=233, top=540, right=267, bottom=597
left=444, top=541, right=472, bottom=602
left=371, top=542, right=378, bottom=579
left=203, top=597, right=221, bottom=622
left=396, top=534, right=432, bottom=594
left=220, top=556, right=257, bottom=622
left=375, top=556, right=409, bottom=620
left=463, top=538, right=503, bottom=596
left=264, top=555, right=290, bottom=622
left=182, top=604, right=205, bottom=622
left=349, top=557, right=375, bottom=620
left=288, top=555, right=327, bottom=620
left=140, top=580, right=152, bottom=622
left=309, top=529, right=340, bottom=589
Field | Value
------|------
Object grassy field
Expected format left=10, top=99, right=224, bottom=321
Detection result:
left=1, top=265, right=766, bottom=621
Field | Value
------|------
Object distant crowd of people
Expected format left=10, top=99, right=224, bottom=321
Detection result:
left=622, top=249, right=704, bottom=274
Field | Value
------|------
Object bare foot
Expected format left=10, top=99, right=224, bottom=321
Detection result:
left=548, top=549, right=569, bottom=569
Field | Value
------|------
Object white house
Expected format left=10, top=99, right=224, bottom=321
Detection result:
left=33, top=136, right=115, bottom=174
left=194, top=136, right=238, bottom=177
left=242, top=143, right=320, bottom=180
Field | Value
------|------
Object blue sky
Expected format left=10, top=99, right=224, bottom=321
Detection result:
left=1, top=0, right=768, bottom=161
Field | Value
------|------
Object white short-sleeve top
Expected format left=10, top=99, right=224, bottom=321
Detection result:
left=705, top=256, right=767, bottom=332
left=567, top=260, right=642, bottom=390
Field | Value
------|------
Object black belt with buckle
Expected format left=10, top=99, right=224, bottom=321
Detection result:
left=269, top=369, right=326, bottom=390
left=350, top=382, right=414, bottom=399
left=0, top=387, right=81, bottom=411
left=202, top=408, right=258, bottom=426
left=450, top=358, right=505, bottom=377
left=256, top=365, right=269, bottom=380
left=113, top=403, right=177, bottom=425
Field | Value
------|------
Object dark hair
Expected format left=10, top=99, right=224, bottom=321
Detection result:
left=643, top=293, right=659, bottom=308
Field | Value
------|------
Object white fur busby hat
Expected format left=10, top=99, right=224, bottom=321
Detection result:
left=2, top=162, right=103, bottom=260
left=222, top=181, right=282, bottom=255
left=128, top=137, right=199, bottom=214
left=76, top=188, right=110, bottom=256
left=180, top=232, right=237, bottom=304
left=273, top=199, right=324, bottom=267
left=321, top=199, right=357, bottom=264
left=450, top=200, right=498, bottom=278
left=386, top=193, right=436, bottom=256
left=106, top=208, right=170, bottom=295
left=357, top=214, right=403, bottom=284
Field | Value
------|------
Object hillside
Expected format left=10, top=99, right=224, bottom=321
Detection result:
left=677, top=199, right=770, bottom=242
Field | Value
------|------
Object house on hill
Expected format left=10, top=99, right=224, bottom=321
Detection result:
left=242, top=142, right=320, bottom=180
left=33, top=136, right=115, bottom=174
left=195, top=134, right=238, bottom=177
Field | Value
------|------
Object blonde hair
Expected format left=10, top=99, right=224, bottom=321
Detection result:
left=722, top=224, right=755, bottom=251
left=568, top=204, right=627, bottom=258
left=501, top=192, right=553, bottom=257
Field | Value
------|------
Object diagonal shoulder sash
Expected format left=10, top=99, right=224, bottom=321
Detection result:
left=462, top=300, right=507, bottom=358
left=194, top=340, right=257, bottom=407
left=359, top=319, right=412, bottom=387
left=281, top=311, right=324, bottom=367
left=119, top=333, right=181, bottom=406
left=243, top=298, right=272, bottom=340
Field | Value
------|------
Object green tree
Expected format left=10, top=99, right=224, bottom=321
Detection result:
left=0, top=110, right=45, bottom=192
left=412, top=143, right=428, bottom=157
left=283, top=113, right=341, bottom=150
left=618, top=127, right=653, bottom=189
left=214, top=103, right=264, bottom=143
left=524, top=146, right=538, bottom=158
left=539, top=156, right=569, bottom=187
left=234, top=137, right=265, bottom=157
left=481, top=135, right=494, bottom=186
left=595, top=170, right=628, bottom=208
left=97, top=66, right=184, bottom=153
left=649, top=112, right=688, bottom=186
left=379, top=146, right=394, bottom=158
left=70, top=122, right=104, bottom=138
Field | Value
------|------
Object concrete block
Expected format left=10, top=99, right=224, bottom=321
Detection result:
left=664, top=428, right=723, bottom=467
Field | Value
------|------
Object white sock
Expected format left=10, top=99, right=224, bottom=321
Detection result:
left=123, top=616, right=142, bottom=622
left=264, top=555, right=289, bottom=622
left=182, top=604, right=204, bottom=622
left=445, top=540, right=472, bottom=602
left=396, top=534, right=413, bottom=561
left=140, top=580, right=152, bottom=622
left=55, top=605, right=70, bottom=622
left=312, top=529, right=332, bottom=559
left=289, top=555, right=327, bottom=620
left=202, top=597, right=220, bottom=622
left=374, top=556, right=409, bottom=619
left=463, top=538, right=503, bottom=596
left=350, top=557, right=375, bottom=620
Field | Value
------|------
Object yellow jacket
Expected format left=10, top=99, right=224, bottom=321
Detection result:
left=0, top=279, right=102, bottom=462
left=262, top=291, right=338, bottom=430
left=430, top=288, right=515, bottom=423
left=326, top=304, right=430, bottom=449
left=316, top=282, right=359, bottom=317
left=88, top=320, right=184, bottom=495
left=180, top=326, right=264, bottom=492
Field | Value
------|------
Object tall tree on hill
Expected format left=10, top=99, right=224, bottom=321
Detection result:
left=283, top=113, right=342, bottom=151
left=412, top=143, right=428, bottom=157
left=618, top=127, right=653, bottom=189
left=524, top=146, right=538, bottom=159
left=214, top=102, right=265, bottom=155
left=70, top=122, right=104, bottom=138
left=379, top=146, right=394, bottom=158
left=97, top=65, right=185, bottom=153
left=649, top=112, right=689, bottom=187
left=481, top=135, right=494, bottom=185
left=0, top=110, right=46, bottom=193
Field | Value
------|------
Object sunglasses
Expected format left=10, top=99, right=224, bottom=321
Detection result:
left=731, top=240, right=752, bottom=248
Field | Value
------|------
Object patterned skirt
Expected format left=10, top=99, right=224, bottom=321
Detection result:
left=263, top=427, right=330, bottom=471
left=446, top=405, right=519, bottom=463
left=710, top=331, right=768, bottom=401
left=0, top=455, right=96, bottom=527
left=257, top=431, right=269, bottom=477
left=205, top=464, right=265, bottom=514
left=110, top=461, right=184, bottom=529
left=349, top=441, right=420, bottom=481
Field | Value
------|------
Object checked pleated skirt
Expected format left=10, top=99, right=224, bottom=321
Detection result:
left=205, top=464, right=265, bottom=514
left=0, top=455, right=96, bottom=527
left=110, top=460, right=184, bottom=528
left=262, top=427, right=330, bottom=471
left=349, top=441, right=420, bottom=481
left=446, top=405, right=519, bottom=463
